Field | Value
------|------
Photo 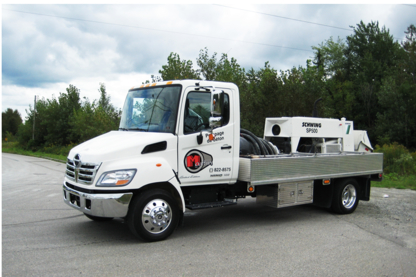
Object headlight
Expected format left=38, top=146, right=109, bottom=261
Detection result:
left=96, top=169, right=136, bottom=187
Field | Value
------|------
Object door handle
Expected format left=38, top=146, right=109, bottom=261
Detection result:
left=221, top=145, right=232, bottom=150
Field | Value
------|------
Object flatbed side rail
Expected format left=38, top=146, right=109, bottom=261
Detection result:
left=238, top=152, right=383, bottom=185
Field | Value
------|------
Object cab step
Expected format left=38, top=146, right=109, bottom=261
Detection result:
left=186, top=200, right=237, bottom=210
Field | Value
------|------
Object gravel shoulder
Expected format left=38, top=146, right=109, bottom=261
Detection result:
left=341, top=187, right=416, bottom=252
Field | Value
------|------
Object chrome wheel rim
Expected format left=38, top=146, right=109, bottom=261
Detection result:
left=142, top=199, right=172, bottom=234
left=342, top=184, right=357, bottom=209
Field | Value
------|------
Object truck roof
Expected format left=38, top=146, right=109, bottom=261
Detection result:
left=129, top=79, right=238, bottom=91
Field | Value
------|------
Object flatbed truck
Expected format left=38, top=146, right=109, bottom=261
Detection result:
left=63, top=80, right=383, bottom=241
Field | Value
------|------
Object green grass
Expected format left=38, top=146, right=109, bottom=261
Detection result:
left=2, top=141, right=67, bottom=163
left=372, top=174, right=416, bottom=190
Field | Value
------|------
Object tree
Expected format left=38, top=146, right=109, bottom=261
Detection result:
left=98, top=83, right=111, bottom=113
left=214, top=54, right=246, bottom=87
left=375, top=76, right=415, bottom=148
left=312, top=36, right=347, bottom=79
left=70, top=84, right=121, bottom=143
left=195, top=48, right=246, bottom=86
left=344, top=21, right=401, bottom=132
left=42, top=85, right=82, bottom=146
left=311, top=22, right=407, bottom=146
left=70, top=101, right=117, bottom=143
left=241, top=61, right=325, bottom=136
left=97, top=82, right=120, bottom=121
left=17, top=98, right=48, bottom=148
left=2, top=108, right=22, bottom=140
left=16, top=83, right=121, bottom=149
left=159, top=52, right=200, bottom=80
left=401, top=24, right=416, bottom=84
left=374, top=24, right=416, bottom=149
left=16, top=85, right=82, bottom=148
left=197, top=48, right=218, bottom=80
left=345, top=21, right=399, bottom=82
left=242, top=62, right=281, bottom=135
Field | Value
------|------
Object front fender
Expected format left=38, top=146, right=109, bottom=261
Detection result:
left=97, top=156, right=185, bottom=212
left=98, top=156, right=175, bottom=188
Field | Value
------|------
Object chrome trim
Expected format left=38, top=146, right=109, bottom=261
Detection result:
left=209, top=116, right=222, bottom=128
left=66, top=159, right=102, bottom=185
left=142, top=198, right=172, bottom=234
left=342, top=184, right=357, bottom=209
left=63, top=183, right=133, bottom=218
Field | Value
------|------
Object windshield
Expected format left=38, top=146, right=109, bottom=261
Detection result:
left=119, top=85, right=181, bottom=134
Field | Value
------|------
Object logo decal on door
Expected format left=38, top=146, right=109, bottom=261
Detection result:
left=184, top=150, right=213, bottom=173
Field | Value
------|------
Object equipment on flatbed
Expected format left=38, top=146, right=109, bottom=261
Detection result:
left=63, top=80, right=383, bottom=242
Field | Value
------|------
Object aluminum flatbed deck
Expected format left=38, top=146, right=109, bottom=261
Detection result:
left=238, top=152, right=383, bottom=185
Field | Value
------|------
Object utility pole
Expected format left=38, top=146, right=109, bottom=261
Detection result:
left=32, top=95, right=36, bottom=140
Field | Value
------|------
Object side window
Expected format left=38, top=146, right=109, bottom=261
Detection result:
left=184, top=92, right=210, bottom=134
left=184, top=91, right=230, bottom=134
left=222, top=94, right=230, bottom=125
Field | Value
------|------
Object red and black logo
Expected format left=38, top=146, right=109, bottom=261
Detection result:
left=184, top=150, right=213, bottom=173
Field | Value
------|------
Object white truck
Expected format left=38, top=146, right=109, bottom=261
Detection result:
left=63, top=80, right=383, bottom=241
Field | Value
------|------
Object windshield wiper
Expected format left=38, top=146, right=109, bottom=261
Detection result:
left=128, top=128, right=149, bottom=131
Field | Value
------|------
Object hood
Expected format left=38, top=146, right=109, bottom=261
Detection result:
left=67, top=131, right=176, bottom=163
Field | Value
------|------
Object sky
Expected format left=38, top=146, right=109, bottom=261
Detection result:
left=2, top=3, right=415, bottom=121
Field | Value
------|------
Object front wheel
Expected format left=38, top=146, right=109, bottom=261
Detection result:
left=127, top=189, right=180, bottom=242
left=331, top=178, right=359, bottom=214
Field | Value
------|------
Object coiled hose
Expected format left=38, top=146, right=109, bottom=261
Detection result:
left=240, top=129, right=278, bottom=156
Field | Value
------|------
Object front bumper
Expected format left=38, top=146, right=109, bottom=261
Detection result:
left=63, top=183, right=133, bottom=218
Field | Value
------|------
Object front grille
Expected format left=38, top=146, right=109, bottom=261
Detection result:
left=66, top=158, right=101, bottom=185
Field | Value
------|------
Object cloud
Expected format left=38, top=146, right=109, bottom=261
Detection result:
left=2, top=4, right=415, bottom=120
left=2, top=5, right=129, bottom=87
left=2, top=72, right=151, bottom=121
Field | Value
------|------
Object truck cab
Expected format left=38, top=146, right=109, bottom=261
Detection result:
left=63, top=80, right=242, bottom=241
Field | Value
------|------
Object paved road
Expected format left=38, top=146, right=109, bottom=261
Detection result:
left=2, top=153, right=416, bottom=276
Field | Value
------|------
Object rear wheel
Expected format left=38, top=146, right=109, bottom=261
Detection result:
left=84, top=213, right=113, bottom=222
left=331, top=178, right=359, bottom=214
left=127, top=189, right=179, bottom=242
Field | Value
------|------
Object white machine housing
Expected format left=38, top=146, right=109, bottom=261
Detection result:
left=264, top=116, right=373, bottom=154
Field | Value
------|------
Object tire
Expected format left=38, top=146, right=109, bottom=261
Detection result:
left=84, top=213, right=114, bottom=222
left=331, top=178, right=359, bottom=214
left=127, top=189, right=180, bottom=242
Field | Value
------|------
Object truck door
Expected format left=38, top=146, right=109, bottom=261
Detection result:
left=177, top=88, right=234, bottom=186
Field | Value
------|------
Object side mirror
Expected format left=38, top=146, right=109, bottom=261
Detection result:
left=211, top=90, right=224, bottom=117
left=210, top=89, right=224, bottom=129
left=209, top=116, right=222, bottom=128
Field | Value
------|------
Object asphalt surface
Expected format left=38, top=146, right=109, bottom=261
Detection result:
left=2, top=153, right=416, bottom=276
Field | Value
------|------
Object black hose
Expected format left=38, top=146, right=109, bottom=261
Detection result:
left=261, top=138, right=276, bottom=155
left=260, top=139, right=271, bottom=155
left=261, top=138, right=272, bottom=155
left=241, top=129, right=266, bottom=155
left=239, top=129, right=279, bottom=155
left=240, top=133, right=260, bottom=155
left=241, top=129, right=268, bottom=156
